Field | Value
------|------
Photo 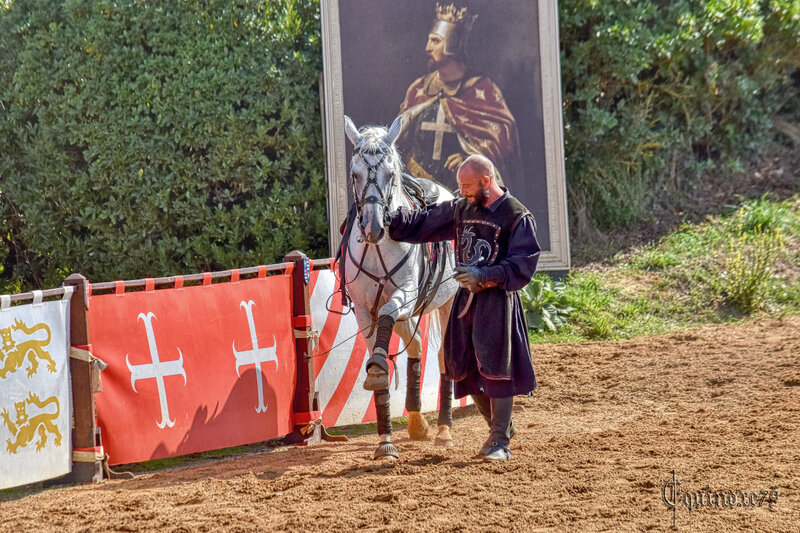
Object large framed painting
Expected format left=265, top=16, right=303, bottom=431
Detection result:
left=321, top=0, right=570, bottom=270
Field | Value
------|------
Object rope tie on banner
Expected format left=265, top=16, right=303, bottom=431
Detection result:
left=292, top=314, right=319, bottom=354
left=72, top=448, right=136, bottom=479
left=72, top=446, right=104, bottom=463
left=69, top=345, right=109, bottom=371
left=102, top=455, right=136, bottom=480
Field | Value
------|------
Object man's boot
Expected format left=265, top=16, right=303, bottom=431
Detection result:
left=473, top=393, right=516, bottom=457
left=483, top=396, right=513, bottom=462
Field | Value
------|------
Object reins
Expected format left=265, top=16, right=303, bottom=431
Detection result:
left=326, top=138, right=453, bottom=378
left=310, top=270, right=458, bottom=361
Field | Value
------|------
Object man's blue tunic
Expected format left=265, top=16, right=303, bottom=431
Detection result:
left=388, top=190, right=540, bottom=398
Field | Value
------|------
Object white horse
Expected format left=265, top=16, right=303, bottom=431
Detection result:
left=339, top=115, right=459, bottom=460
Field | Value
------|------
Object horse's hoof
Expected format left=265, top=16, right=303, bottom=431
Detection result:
left=435, top=436, right=454, bottom=447
left=373, top=441, right=399, bottom=461
left=407, top=411, right=430, bottom=440
left=434, top=425, right=454, bottom=448
left=363, top=369, right=390, bottom=391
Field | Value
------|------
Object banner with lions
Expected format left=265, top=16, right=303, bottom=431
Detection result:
left=0, top=292, right=73, bottom=489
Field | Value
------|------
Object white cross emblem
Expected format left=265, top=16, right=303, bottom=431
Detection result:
left=126, top=312, right=187, bottom=429
left=421, top=103, right=456, bottom=161
left=232, top=301, right=278, bottom=413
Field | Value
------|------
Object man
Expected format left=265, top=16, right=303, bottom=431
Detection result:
left=396, top=3, right=522, bottom=193
left=387, top=154, right=540, bottom=461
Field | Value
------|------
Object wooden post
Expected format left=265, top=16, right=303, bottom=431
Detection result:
left=62, top=274, right=103, bottom=483
left=282, top=251, right=346, bottom=445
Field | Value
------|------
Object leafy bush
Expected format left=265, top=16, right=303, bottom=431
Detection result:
left=560, top=0, right=800, bottom=235
left=0, top=0, right=327, bottom=290
left=716, top=206, right=787, bottom=312
left=520, top=275, right=574, bottom=332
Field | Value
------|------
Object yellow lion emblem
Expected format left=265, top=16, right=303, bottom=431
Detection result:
left=0, top=318, right=55, bottom=379
left=1, top=392, right=62, bottom=453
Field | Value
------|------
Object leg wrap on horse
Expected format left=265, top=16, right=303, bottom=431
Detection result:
left=367, top=315, right=395, bottom=371
left=437, top=375, right=453, bottom=427
left=364, top=315, right=395, bottom=391
left=405, top=359, right=422, bottom=413
left=374, top=389, right=392, bottom=437
left=373, top=315, right=394, bottom=354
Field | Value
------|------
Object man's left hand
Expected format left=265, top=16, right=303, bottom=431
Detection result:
left=454, top=266, right=483, bottom=292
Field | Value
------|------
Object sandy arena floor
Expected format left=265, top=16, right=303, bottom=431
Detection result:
left=2, top=316, right=798, bottom=532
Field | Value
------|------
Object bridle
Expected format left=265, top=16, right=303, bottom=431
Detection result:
left=345, top=144, right=415, bottom=337
left=351, top=146, right=395, bottom=230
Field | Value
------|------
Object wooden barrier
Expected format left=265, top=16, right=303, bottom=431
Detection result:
left=282, top=251, right=344, bottom=445
left=62, top=274, right=104, bottom=484
left=4, top=253, right=350, bottom=488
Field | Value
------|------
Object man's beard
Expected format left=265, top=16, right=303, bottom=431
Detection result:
left=466, top=185, right=490, bottom=206
left=427, top=55, right=448, bottom=72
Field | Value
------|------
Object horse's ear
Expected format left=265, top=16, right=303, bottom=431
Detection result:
left=344, top=115, right=360, bottom=148
left=384, top=114, right=404, bottom=146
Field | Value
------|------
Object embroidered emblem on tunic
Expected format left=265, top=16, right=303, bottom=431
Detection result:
left=459, top=221, right=500, bottom=266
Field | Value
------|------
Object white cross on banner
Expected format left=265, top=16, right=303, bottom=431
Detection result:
left=420, top=102, right=456, bottom=161
left=126, top=312, right=187, bottom=429
left=232, top=300, right=278, bottom=413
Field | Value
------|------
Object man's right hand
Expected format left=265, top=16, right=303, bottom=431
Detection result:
left=384, top=208, right=401, bottom=228
left=444, top=152, right=465, bottom=171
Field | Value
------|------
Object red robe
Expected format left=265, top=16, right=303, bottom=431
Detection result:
left=398, top=71, right=521, bottom=185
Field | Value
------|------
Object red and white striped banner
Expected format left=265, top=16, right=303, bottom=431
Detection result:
left=308, top=269, right=466, bottom=428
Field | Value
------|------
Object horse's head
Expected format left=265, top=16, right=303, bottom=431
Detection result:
left=345, top=115, right=404, bottom=244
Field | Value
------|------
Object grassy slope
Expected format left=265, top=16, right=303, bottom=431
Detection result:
left=530, top=194, right=800, bottom=343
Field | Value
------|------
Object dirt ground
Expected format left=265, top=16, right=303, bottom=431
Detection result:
left=2, top=316, right=798, bottom=532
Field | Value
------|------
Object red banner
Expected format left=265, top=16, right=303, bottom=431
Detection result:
left=89, top=275, right=297, bottom=465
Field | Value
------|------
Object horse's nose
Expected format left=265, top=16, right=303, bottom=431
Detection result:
left=365, top=226, right=385, bottom=244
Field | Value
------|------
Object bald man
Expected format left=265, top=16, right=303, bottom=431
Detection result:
left=387, top=155, right=540, bottom=461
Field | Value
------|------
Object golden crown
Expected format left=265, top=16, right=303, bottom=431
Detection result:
left=435, top=3, right=477, bottom=31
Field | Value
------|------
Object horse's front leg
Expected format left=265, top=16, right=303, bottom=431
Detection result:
left=364, top=285, right=416, bottom=461
left=362, top=284, right=414, bottom=392
left=352, top=304, right=398, bottom=461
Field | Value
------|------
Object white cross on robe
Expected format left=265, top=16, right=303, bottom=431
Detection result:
left=420, top=103, right=456, bottom=161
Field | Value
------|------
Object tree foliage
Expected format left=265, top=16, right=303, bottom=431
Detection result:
left=2, top=1, right=799, bottom=292
left=0, top=0, right=326, bottom=289
left=560, top=0, right=800, bottom=233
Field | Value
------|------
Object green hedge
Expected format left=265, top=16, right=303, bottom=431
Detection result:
left=0, top=0, right=327, bottom=290
left=2, top=1, right=799, bottom=292
left=560, top=0, right=800, bottom=232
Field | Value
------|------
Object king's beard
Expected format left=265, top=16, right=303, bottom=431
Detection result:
left=427, top=55, right=447, bottom=72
